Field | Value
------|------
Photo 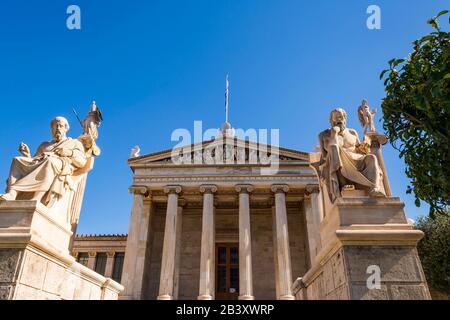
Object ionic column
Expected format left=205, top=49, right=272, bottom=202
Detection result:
left=271, top=184, right=295, bottom=300
left=235, top=184, right=255, bottom=300
left=87, top=251, right=97, bottom=270
left=121, top=186, right=152, bottom=300
left=304, top=184, right=323, bottom=268
left=158, top=185, right=183, bottom=300
left=198, top=185, right=217, bottom=300
left=105, top=251, right=115, bottom=278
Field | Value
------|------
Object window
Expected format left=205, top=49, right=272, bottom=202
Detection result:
left=77, top=252, right=89, bottom=266
left=94, top=252, right=107, bottom=275
left=112, top=252, right=125, bottom=283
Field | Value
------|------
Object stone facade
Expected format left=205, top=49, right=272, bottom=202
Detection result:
left=72, top=234, right=127, bottom=283
left=0, top=201, right=123, bottom=300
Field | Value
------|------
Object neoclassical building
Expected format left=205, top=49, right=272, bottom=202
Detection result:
left=120, top=137, right=318, bottom=300
left=116, top=129, right=430, bottom=300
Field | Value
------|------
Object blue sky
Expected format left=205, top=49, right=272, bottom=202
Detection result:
left=0, top=0, right=446, bottom=234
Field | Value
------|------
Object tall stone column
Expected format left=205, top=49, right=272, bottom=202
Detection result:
left=198, top=185, right=217, bottom=300
left=303, top=184, right=323, bottom=268
left=87, top=251, right=97, bottom=270
left=235, top=184, right=255, bottom=300
left=173, top=204, right=184, bottom=300
left=367, top=132, right=392, bottom=196
left=105, top=251, right=115, bottom=278
left=158, top=185, right=182, bottom=300
left=120, top=186, right=152, bottom=300
left=271, top=184, right=295, bottom=300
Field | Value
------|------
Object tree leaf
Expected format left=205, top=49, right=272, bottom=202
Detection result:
left=436, top=10, right=449, bottom=18
left=415, top=198, right=421, bottom=207
left=380, top=69, right=389, bottom=80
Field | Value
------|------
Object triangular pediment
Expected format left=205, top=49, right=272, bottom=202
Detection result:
left=128, top=138, right=309, bottom=168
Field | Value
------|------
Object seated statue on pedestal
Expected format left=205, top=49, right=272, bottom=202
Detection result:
left=0, top=117, right=88, bottom=206
left=317, top=108, right=385, bottom=202
left=0, top=102, right=102, bottom=218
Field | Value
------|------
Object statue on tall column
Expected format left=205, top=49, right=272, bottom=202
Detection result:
left=317, top=108, right=385, bottom=202
left=0, top=102, right=102, bottom=222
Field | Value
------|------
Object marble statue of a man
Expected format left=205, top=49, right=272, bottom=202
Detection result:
left=318, top=108, right=385, bottom=202
left=357, top=99, right=376, bottom=133
left=0, top=116, right=87, bottom=206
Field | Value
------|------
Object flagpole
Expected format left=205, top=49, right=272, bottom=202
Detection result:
left=225, top=74, right=229, bottom=124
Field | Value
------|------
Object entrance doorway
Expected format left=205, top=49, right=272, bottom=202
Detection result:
left=215, top=243, right=239, bottom=300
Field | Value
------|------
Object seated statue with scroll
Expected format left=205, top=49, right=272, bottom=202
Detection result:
left=0, top=102, right=102, bottom=230
left=0, top=116, right=88, bottom=206
left=317, top=108, right=385, bottom=203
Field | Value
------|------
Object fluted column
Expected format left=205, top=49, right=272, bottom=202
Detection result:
left=271, top=184, right=295, bottom=300
left=120, top=186, right=152, bottom=300
left=198, top=185, right=217, bottom=300
left=104, top=251, right=115, bottom=278
left=87, top=251, right=97, bottom=270
left=235, top=184, right=255, bottom=300
left=304, top=184, right=323, bottom=268
left=158, top=185, right=182, bottom=300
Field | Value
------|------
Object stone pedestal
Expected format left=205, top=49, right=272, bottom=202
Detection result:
left=0, top=201, right=123, bottom=300
left=293, top=196, right=431, bottom=300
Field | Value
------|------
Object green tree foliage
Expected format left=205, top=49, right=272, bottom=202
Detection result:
left=415, top=213, right=450, bottom=294
left=380, top=10, right=450, bottom=216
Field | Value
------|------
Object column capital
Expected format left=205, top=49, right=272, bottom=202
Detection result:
left=305, top=184, right=320, bottom=195
left=107, top=251, right=116, bottom=258
left=235, top=184, right=254, bottom=194
left=199, top=184, right=218, bottom=194
left=365, top=131, right=388, bottom=148
left=129, top=185, right=150, bottom=197
left=88, top=251, right=97, bottom=258
left=72, top=251, right=79, bottom=258
left=164, top=185, right=182, bottom=195
left=271, top=184, right=289, bottom=194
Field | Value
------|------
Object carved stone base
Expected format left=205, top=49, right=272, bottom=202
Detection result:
left=293, top=197, right=431, bottom=300
left=0, top=201, right=123, bottom=300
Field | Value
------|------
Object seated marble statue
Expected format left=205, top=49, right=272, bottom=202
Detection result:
left=317, top=108, right=385, bottom=202
left=0, top=116, right=88, bottom=206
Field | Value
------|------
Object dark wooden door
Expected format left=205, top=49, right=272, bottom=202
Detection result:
left=215, top=244, right=239, bottom=300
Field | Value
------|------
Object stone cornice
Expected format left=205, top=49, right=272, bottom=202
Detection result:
left=133, top=175, right=317, bottom=185
left=75, top=234, right=128, bottom=241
